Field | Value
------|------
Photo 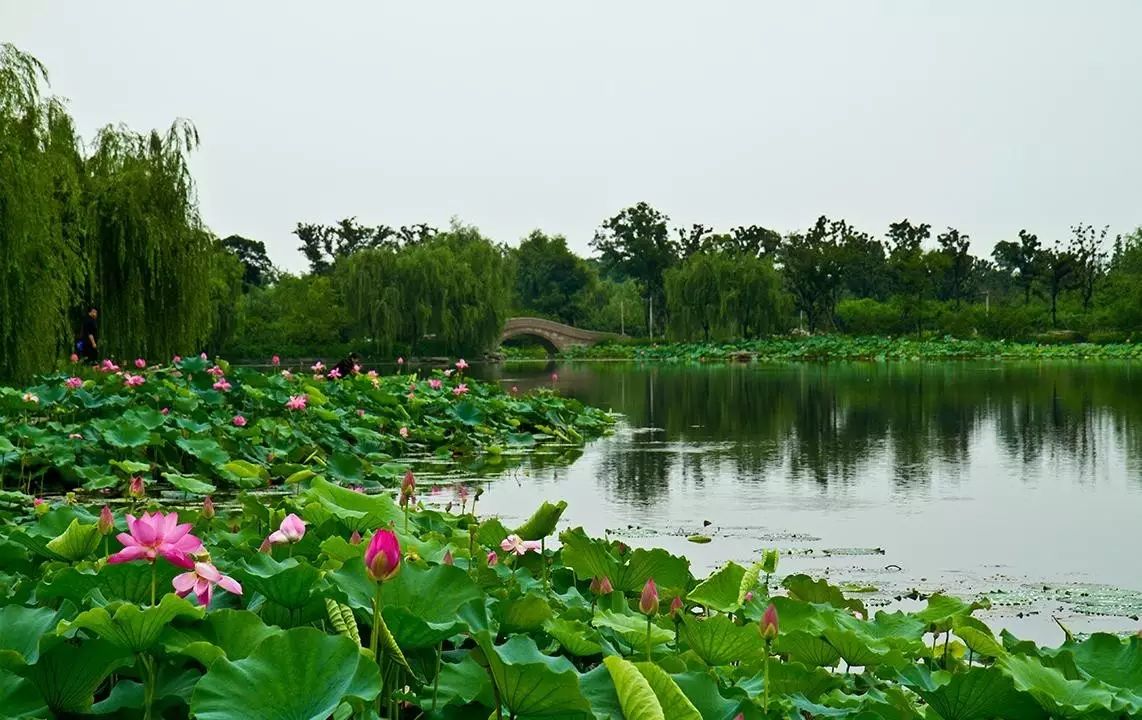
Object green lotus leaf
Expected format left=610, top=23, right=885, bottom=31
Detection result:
left=44, top=518, right=101, bottom=561
left=285, top=468, right=317, bottom=485
left=999, top=653, right=1134, bottom=718
left=100, top=418, right=151, bottom=448
left=475, top=633, right=593, bottom=719
left=498, top=592, right=554, bottom=633
left=913, top=593, right=990, bottom=633
left=688, top=561, right=745, bottom=612
left=670, top=671, right=746, bottom=720
left=953, top=616, right=1006, bottom=659
left=190, top=627, right=381, bottom=720
left=782, top=574, right=867, bottom=617
left=680, top=614, right=764, bottom=666
left=176, top=437, right=231, bottom=466
left=17, top=637, right=132, bottom=715
left=163, top=609, right=276, bottom=667
left=1066, top=632, right=1142, bottom=695
left=593, top=610, right=674, bottom=652
left=0, top=605, right=60, bottom=668
left=632, top=661, right=702, bottom=720
left=914, top=667, right=1045, bottom=720
left=239, top=554, right=326, bottom=610
left=0, top=670, right=47, bottom=719
left=450, top=400, right=485, bottom=426
left=162, top=471, right=216, bottom=495
left=604, top=655, right=665, bottom=720
left=614, top=547, right=691, bottom=594
left=307, top=476, right=402, bottom=529
left=58, top=594, right=204, bottom=652
left=420, top=654, right=494, bottom=709
left=776, top=630, right=842, bottom=668
left=326, top=452, right=363, bottom=484
left=220, top=460, right=269, bottom=487
left=514, top=500, right=567, bottom=540
left=544, top=617, right=606, bottom=657
left=109, top=459, right=151, bottom=474
left=760, top=660, right=843, bottom=702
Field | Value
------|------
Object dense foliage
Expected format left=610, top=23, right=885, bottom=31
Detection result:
left=0, top=356, right=613, bottom=496
left=0, top=44, right=241, bottom=381
left=3, top=485, right=1141, bottom=718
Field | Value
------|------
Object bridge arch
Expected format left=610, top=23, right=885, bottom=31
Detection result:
left=500, top=317, right=615, bottom=354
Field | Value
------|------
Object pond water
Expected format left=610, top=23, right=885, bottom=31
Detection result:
left=462, top=360, right=1142, bottom=642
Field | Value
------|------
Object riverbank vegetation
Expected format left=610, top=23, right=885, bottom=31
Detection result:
left=3, top=486, right=1140, bottom=718
left=0, top=356, right=612, bottom=497
left=4, top=41, right=1141, bottom=377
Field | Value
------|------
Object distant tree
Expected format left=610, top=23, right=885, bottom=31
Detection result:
left=886, top=219, right=934, bottom=331
left=221, top=235, right=276, bottom=289
left=591, top=202, right=677, bottom=336
left=295, top=217, right=401, bottom=274
left=1040, top=241, right=1077, bottom=327
left=779, top=216, right=847, bottom=332
left=1069, top=223, right=1110, bottom=311
left=992, top=230, right=1042, bottom=304
left=676, top=223, right=715, bottom=258
left=936, top=227, right=974, bottom=308
left=836, top=224, right=887, bottom=300
left=513, top=230, right=596, bottom=325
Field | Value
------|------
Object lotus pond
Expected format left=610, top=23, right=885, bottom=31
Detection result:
left=2, top=358, right=1142, bottom=719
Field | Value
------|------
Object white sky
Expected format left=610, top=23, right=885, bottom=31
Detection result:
left=5, top=1, right=1141, bottom=273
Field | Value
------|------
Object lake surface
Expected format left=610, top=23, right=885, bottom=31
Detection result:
left=461, top=360, right=1142, bottom=641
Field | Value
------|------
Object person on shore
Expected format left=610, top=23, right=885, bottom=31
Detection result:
left=331, top=352, right=362, bottom=379
left=76, top=306, right=99, bottom=363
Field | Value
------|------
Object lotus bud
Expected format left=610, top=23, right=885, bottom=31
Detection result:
left=258, top=537, right=272, bottom=553
left=33, top=498, right=48, bottom=516
left=669, top=595, right=684, bottom=619
left=486, top=550, right=498, bottom=567
left=350, top=530, right=362, bottom=545
left=761, top=603, right=780, bottom=641
left=401, top=470, right=416, bottom=497
left=590, top=576, right=614, bottom=595
left=744, top=591, right=754, bottom=603
left=98, top=505, right=114, bottom=535
left=202, top=496, right=215, bottom=520
left=640, top=578, right=659, bottom=616
left=442, top=550, right=454, bottom=566
left=271, top=355, right=280, bottom=366
left=364, top=529, right=402, bottom=582
left=128, top=476, right=145, bottom=498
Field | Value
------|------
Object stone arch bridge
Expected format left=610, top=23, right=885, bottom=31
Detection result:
left=500, top=317, right=616, bottom=354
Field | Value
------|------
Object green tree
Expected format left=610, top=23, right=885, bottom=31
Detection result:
left=936, top=227, right=974, bottom=308
left=591, top=202, right=677, bottom=336
left=513, top=230, right=595, bottom=325
left=779, top=217, right=846, bottom=332
left=295, top=217, right=400, bottom=275
left=221, top=234, right=277, bottom=289
left=665, top=252, right=726, bottom=341
left=886, top=219, right=934, bottom=332
left=1040, top=241, right=1077, bottom=327
left=992, top=230, right=1042, bottom=304
left=1069, top=223, right=1109, bottom=312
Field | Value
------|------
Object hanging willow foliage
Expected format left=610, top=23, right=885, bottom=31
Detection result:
left=0, top=44, right=239, bottom=379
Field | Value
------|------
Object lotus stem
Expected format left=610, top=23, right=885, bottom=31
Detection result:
left=763, top=644, right=770, bottom=711
left=141, top=654, right=156, bottom=720
left=645, top=615, right=652, bottom=662
left=150, top=561, right=157, bottom=606
left=432, top=642, right=442, bottom=711
left=371, top=582, right=385, bottom=714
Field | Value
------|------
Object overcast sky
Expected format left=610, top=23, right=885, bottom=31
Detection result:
left=6, top=1, right=1141, bottom=273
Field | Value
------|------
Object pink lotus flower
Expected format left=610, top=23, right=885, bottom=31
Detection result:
left=285, top=395, right=308, bottom=410
left=271, top=355, right=280, bottom=366
left=670, top=595, right=684, bottom=619
left=397, top=357, right=404, bottom=366
left=124, top=374, right=145, bottom=387
left=640, top=578, right=659, bottom=616
left=455, top=358, right=469, bottom=371
left=232, top=414, right=246, bottom=427
left=442, top=550, right=454, bottom=566
left=267, top=513, right=306, bottom=545
left=311, top=361, right=325, bottom=372
left=213, top=378, right=232, bottom=392
left=22, top=392, right=38, bottom=404
left=367, top=370, right=378, bottom=379
left=68, top=432, right=83, bottom=439
left=350, top=530, right=362, bottom=545
left=172, top=355, right=182, bottom=363
left=160, top=407, right=170, bottom=415
left=98, top=505, right=114, bottom=535
left=65, top=377, right=83, bottom=389
left=100, top=359, right=120, bottom=373
left=173, top=561, right=243, bottom=606
left=207, top=365, right=225, bottom=377
left=134, top=358, right=146, bottom=369
left=199, top=352, right=208, bottom=360
left=202, top=496, right=215, bottom=520
left=511, top=386, right=518, bottom=394
left=500, top=534, right=542, bottom=556
left=69, top=352, right=79, bottom=363
left=399, top=426, right=409, bottom=438
left=443, top=369, right=454, bottom=377
left=33, top=497, right=44, bottom=507
left=108, top=511, right=203, bottom=569
left=551, top=372, right=559, bottom=382
left=364, top=529, right=401, bottom=582
left=356, top=408, right=365, bottom=417
left=129, top=476, right=145, bottom=498
left=328, top=367, right=342, bottom=379
left=281, top=370, right=294, bottom=380
left=428, top=378, right=442, bottom=390
left=452, top=384, right=469, bottom=397
left=761, top=603, right=779, bottom=641
left=744, top=591, right=755, bottom=603
left=486, top=550, right=499, bottom=566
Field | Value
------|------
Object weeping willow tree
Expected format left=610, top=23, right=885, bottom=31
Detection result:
left=0, top=44, right=86, bottom=379
left=337, top=222, right=511, bottom=355
left=0, top=44, right=239, bottom=378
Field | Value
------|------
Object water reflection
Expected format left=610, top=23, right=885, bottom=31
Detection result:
left=471, top=361, right=1142, bottom=637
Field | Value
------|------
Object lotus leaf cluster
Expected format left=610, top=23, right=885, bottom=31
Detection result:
left=0, top=356, right=613, bottom=496
left=2, top=485, right=1141, bottom=719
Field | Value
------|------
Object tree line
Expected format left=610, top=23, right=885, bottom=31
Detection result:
left=0, top=44, right=242, bottom=380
